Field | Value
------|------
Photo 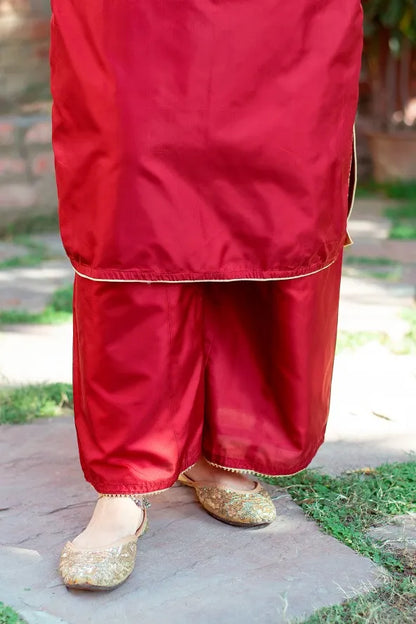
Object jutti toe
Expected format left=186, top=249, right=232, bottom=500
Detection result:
left=178, top=473, right=276, bottom=527
left=59, top=505, right=149, bottom=591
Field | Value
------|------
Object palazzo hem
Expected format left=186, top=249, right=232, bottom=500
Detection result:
left=81, top=441, right=324, bottom=498
left=85, top=453, right=202, bottom=497
left=202, top=440, right=325, bottom=480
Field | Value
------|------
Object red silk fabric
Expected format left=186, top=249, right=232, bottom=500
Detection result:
left=72, top=253, right=343, bottom=494
left=50, top=1, right=363, bottom=282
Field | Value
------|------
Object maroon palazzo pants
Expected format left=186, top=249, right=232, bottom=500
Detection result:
left=72, top=252, right=343, bottom=496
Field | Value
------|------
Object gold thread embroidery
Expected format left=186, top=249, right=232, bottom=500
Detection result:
left=203, top=457, right=308, bottom=479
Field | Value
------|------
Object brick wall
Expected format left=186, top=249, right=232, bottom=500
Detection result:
left=0, top=0, right=56, bottom=233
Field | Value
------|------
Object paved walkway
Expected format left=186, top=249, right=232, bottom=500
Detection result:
left=0, top=198, right=415, bottom=623
left=1, top=417, right=383, bottom=624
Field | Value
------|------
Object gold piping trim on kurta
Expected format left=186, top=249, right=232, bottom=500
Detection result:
left=68, top=127, right=357, bottom=284
left=72, top=257, right=338, bottom=284
left=348, top=123, right=358, bottom=222
left=344, top=123, right=358, bottom=248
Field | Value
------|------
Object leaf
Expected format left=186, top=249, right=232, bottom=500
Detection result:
left=381, top=0, right=406, bottom=29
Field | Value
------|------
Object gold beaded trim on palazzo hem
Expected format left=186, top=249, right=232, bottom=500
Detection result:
left=96, top=458, right=309, bottom=499
left=96, top=460, right=201, bottom=499
left=97, top=486, right=170, bottom=499
left=203, top=458, right=308, bottom=479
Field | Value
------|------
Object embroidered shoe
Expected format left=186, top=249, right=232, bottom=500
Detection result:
left=178, top=472, right=276, bottom=527
left=59, top=498, right=150, bottom=591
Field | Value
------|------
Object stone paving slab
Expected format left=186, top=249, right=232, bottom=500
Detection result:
left=311, top=346, right=416, bottom=475
left=17, top=613, right=68, bottom=624
left=338, top=275, right=415, bottom=336
left=0, top=240, right=29, bottom=262
left=346, top=238, right=416, bottom=265
left=29, top=234, right=67, bottom=259
left=0, top=418, right=384, bottom=624
left=0, top=233, right=65, bottom=265
left=347, top=215, right=392, bottom=242
left=346, top=199, right=416, bottom=265
left=366, top=513, right=416, bottom=571
left=0, top=261, right=74, bottom=313
left=0, top=322, right=72, bottom=387
left=350, top=198, right=394, bottom=219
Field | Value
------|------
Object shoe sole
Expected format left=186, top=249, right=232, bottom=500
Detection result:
left=65, top=580, right=126, bottom=591
left=204, top=507, right=274, bottom=528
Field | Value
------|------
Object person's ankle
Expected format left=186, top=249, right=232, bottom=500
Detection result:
left=184, top=457, right=255, bottom=490
left=71, top=496, right=144, bottom=549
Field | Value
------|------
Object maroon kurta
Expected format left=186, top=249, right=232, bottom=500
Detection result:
left=49, top=0, right=363, bottom=282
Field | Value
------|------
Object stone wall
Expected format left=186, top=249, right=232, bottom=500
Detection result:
left=0, top=0, right=55, bottom=233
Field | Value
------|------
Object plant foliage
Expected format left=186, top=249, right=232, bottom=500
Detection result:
left=363, top=0, right=416, bottom=49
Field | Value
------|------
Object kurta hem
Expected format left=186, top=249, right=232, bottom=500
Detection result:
left=70, top=244, right=346, bottom=283
left=51, top=1, right=363, bottom=280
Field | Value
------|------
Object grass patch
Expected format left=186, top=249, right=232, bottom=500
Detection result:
left=0, top=283, right=73, bottom=325
left=362, top=270, right=401, bottom=281
left=0, top=309, right=71, bottom=324
left=355, top=180, right=416, bottom=200
left=355, top=180, right=383, bottom=198
left=0, top=382, right=73, bottom=424
left=388, top=222, right=416, bottom=240
left=343, top=267, right=402, bottom=281
left=3, top=213, right=59, bottom=237
left=343, top=255, right=402, bottom=281
left=297, top=577, right=415, bottom=624
left=384, top=204, right=416, bottom=220
left=0, top=602, right=27, bottom=623
left=263, top=462, right=416, bottom=623
left=336, top=328, right=415, bottom=355
left=355, top=180, right=416, bottom=240
left=382, top=199, right=416, bottom=240
left=0, top=235, right=48, bottom=269
left=379, top=181, right=416, bottom=201
left=265, top=462, right=416, bottom=574
left=336, top=307, right=416, bottom=355
left=399, top=308, right=416, bottom=354
left=336, top=331, right=390, bottom=353
left=343, top=256, right=397, bottom=266
left=49, top=283, right=73, bottom=312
